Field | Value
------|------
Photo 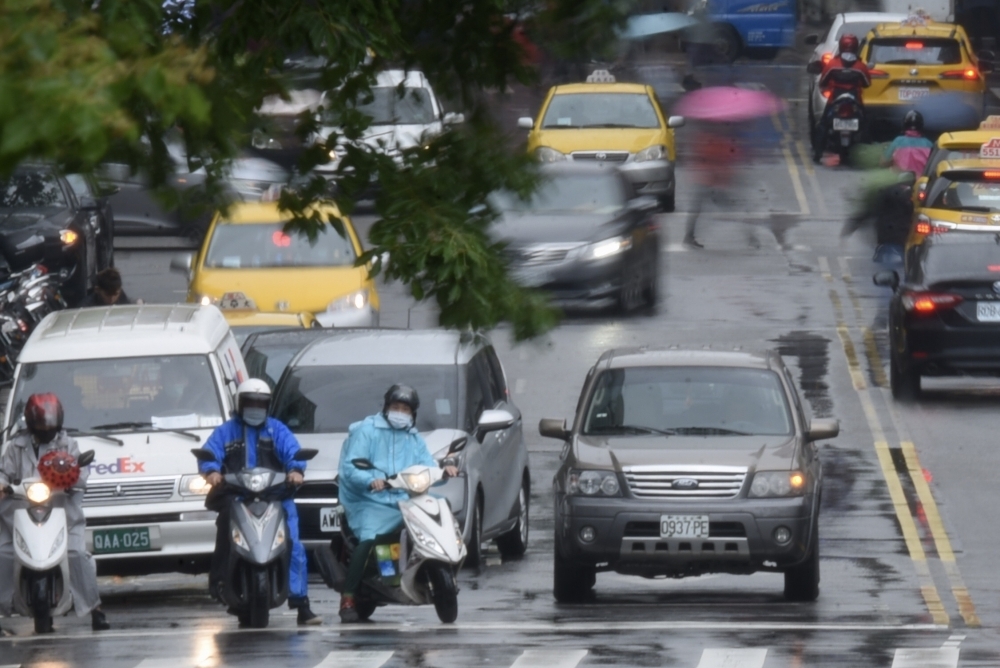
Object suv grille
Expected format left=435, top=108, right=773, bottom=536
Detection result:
left=623, top=466, right=747, bottom=499
left=510, top=244, right=581, bottom=266
left=572, top=151, right=629, bottom=163
left=83, top=478, right=176, bottom=505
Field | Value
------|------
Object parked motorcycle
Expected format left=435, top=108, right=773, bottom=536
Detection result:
left=190, top=447, right=318, bottom=628
left=2, top=450, right=95, bottom=633
left=0, top=263, right=67, bottom=382
left=327, top=438, right=468, bottom=623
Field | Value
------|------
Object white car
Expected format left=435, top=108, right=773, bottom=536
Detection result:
left=805, top=12, right=908, bottom=122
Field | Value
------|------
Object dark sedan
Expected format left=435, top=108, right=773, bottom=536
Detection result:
left=876, top=232, right=1000, bottom=399
left=0, top=165, right=111, bottom=304
left=491, top=162, right=661, bottom=312
left=541, top=348, right=838, bottom=603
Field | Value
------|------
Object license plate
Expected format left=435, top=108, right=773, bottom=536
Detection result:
left=977, top=302, right=1000, bottom=322
left=219, top=291, right=257, bottom=310
left=660, top=515, right=710, bottom=539
left=898, top=87, right=930, bottom=101
left=319, top=507, right=341, bottom=533
left=832, top=118, right=859, bottom=131
left=92, top=527, right=153, bottom=554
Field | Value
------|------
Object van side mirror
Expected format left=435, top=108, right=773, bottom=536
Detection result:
left=539, top=418, right=570, bottom=441
left=170, top=253, right=193, bottom=274
left=191, top=448, right=218, bottom=464
left=806, top=61, right=823, bottom=75
left=296, top=448, right=318, bottom=461
left=77, top=450, right=96, bottom=467
left=351, top=458, right=375, bottom=470
left=873, top=270, right=900, bottom=290
left=807, top=418, right=839, bottom=441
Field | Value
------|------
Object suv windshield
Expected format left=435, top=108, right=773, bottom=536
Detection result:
left=868, top=38, right=963, bottom=65
left=273, top=365, right=460, bottom=433
left=490, top=174, right=625, bottom=214
left=583, top=366, right=793, bottom=437
left=930, top=180, right=1000, bottom=212
left=324, top=87, right=437, bottom=126
left=541, top=93, right=660, bottom=129
left=204, top=222, right=356, bottom=269
left=0, top=170, right=67, bottom=209
left=9, top=356, right=224, bottom=432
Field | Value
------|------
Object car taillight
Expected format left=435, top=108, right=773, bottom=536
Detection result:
left=917, top=187, right=927, bottom=202
left=869, top=69, right=889, bottom=78
left=984, top=171, right=1000, bottom=179
left=905, top=42, right=924, bottom=49
left=940, top=69, right=979, bottom=80
left=902, top=292, right=963, bottom=313
left=915, top=215, right=951, bottom=236
left=821, top=52, right=833, bottom=65
left=836, top=104, right=855, bottom=118
left=822, top=89, right=832, bottom=99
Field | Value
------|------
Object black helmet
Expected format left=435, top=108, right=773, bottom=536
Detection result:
left=903, top=110, right=924, bottom=132
left=383, top=384, right=420, bottom=418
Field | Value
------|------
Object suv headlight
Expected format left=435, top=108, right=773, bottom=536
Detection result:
left=567, top=470, right=621, bottom=496
left=535, top=147, right=566, bottom=163
left=634, top=145, right=667, bottom=162
left=180, top=474, right=212, bottom=497
left=748, top=471, right=806, bottom=498
left=580, top=236, right=632, bottom=261
left=327, top=289, right=368, bottom=312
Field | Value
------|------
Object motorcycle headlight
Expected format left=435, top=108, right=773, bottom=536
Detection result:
left=180, top=474, right=212, bottom=497
left=748, top=471, right=807, bottom=498
left=401, top=469, right=433, bottom=494
left=581, top=236, right=632, bottom=261
left=634, top=145, right=667, bottom=162
left=327, top=290, right=368, bottom=312
left=567, top=470, right=621, bottom=496
left=232, top=527, right=248, bottom=550
left=49, top=527, right=66, bottom=558
left=535, top=147, right=566, bottom=163
left=14, top=529, right=30, bottom=557
left=271, top=524, right=286, bottom=551
left=240, top=471, right=272, bottom=493
left=26, top=482, right=51, bottom=504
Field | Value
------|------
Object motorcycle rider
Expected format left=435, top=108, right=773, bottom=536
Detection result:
left=199, top=378, right=321, bottom=626
left=337, top=384, right=458, bottom=623
left=815, top=34, right=871, bottom=151
left=0, top=394, right=110, bottom=632
left=881, top=110, right=934, bottom=174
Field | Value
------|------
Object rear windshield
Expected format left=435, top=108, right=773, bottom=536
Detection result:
left=541, top=93, right=660, bottom=129
left=868, top=38, right=963, bottom=65
left=204, top=222, right=356, bottom=269
left=929, top=180, right=1000, bottom=212
left=582, top=366, right=793, bottom=437
left=9, top=356, right=224, bottom=433
left=836, top=22, right=882, bottom=40
left=916, top=238, right=1000, bottom=283
left=924, top=148, right=981, bottom=177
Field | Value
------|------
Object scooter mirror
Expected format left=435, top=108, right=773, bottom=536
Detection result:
left=806, top=61, right=823, bottom=75
left=447, top=436, right=468, bottom=454
left=352, top=458, right=375, bottom=470
left=297, top=448, right=319, bottom=461
left=191, top=448, right=219, bottom=464
left=77, top=450, right=96, bottom=467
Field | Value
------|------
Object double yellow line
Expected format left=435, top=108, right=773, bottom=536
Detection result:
left=822, top=257, right=979, bottom=628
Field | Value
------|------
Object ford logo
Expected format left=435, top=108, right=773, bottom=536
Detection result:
left=672, top=478, right=699, bottom=489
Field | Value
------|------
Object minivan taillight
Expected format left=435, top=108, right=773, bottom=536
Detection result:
left=901, top=291, right=963, bottom=314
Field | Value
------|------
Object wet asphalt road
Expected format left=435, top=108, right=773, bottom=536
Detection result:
left=4, top=60, right=1000, bottom=667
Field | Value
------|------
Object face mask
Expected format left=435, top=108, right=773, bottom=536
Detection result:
left=242, top=407, right=268, bottom=427
left=386, top=411, right=413, bottom=430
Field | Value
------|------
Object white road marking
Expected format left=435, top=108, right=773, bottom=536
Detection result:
left=818, top=255, right=831, bottom=280
left=312, top=651, right=394, bottom=668
left=891, top=648, right=959, bottom=668
left=696, top=648, right=767, bottom=668
left=941, top=634, right=965, bottom=648
left=510, top=649, right=588, bottom=668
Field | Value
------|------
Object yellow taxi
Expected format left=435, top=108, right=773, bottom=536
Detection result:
left=517, top=70, right=685, bottom=211
left=905, top=158, right=1000, bottom=253
left=912, top=123, right=1000, bottom=207
left=223, top=311, right=318, bottom=344
left=861, top=16, right=991, bottom=132
left=175, top=201, right=379, bottom=327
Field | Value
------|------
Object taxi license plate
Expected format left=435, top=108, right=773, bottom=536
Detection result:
left=219, top=292, right=257, bottom=310
left=319, top=507, right=341, bottom=533
left=976, top=302, right=1000, bottom=322
left=660, top=515, right=710, bottom=539
left=898, top=87, right=930, bottom=101
left=92, top=527, right=153, bottom=554
left=832, top=118, right=859, bottom=131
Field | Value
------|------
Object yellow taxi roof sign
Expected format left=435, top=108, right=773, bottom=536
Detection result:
left=586, top=69, right=616, bottom=83
left=981, top=138, right=1000, bottom=159
left=980, top=115, right=1000, bottom=130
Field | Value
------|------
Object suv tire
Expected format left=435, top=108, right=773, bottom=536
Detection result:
left=783, top=531, right=820, bottom=602
left=553, top=543, right=595, bottom=602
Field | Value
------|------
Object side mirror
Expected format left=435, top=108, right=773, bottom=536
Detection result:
left=517, top=117, right=534, bottom=130
left=667, top=115, right=685, bottom=128
left=804, top=34, right=820, bottom=46
left=99, top=184, right=121, bottom=198
left=169, top=253, right=193, bottom=274
left=447, top=436, right=468, bottom=454
left=807, top=418, right=840, bottom=441
left=191, top=448, right=218, bottom=464
left=477, top=409, right=515, bottom=434
left=351, top=458, right=375, bottom=470
left=443, top=112, right=465, bottom=125
left=627, top=195, right=659, bottom=212
left=77, top=450, right=96, bottom=467
left=296, top=448, right=319, bottom=461
left=873, top=270, right=900, bottom=290
left=806, top=61, right=823, bottom=75
left=539, top=418, right=570, bottom=441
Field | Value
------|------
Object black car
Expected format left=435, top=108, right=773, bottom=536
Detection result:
left=490, top=162, right=661, bottom=312
left=0, top=165, right=112, bottom=304
left=876, top=232, right=1000, bottom=399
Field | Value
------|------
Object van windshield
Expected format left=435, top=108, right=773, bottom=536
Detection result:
left=9, top=356, right=224, bottom=433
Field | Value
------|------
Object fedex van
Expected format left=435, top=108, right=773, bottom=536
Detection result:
left=1, top=305, right=248, bottom=575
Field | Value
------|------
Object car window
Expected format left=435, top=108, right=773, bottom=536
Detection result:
left=868, top=38, right=963, bottom=66
left=484, top=347, right=507, bottom=406
left=541, top=93, right=660, bottom=129
left=918, top=240, right=1000, bottom=284
left=64, top=174, right=96, bottom=201
left=490, top=173, right=626, bottom=215
left=583, top=366, right=793, bottom=437
left=323, top=86, right=437, bottom=126
left=204, top=222, right=356, bottom=269
left=924, top=149, right=980, bottom=176
left=0, top=170, right=68, bottom=209
left=929, top=180, right=1000, bottom=212
left=464, top=355, right=491, bottom=431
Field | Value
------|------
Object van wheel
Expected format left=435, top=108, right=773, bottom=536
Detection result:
left=553, top=542, right=596, bottom=603
left=32, top=575, right=53, bottom=634
left=713, top=25, right=742, bottom=63
left=784, top=532, right=820, bottom=602
left=248, top=566, right=270, bottom=628
left=464, top=495, right=484, bottom=569
left=496, top=478, right=529, bottom=559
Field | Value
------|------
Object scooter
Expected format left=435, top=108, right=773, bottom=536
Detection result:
left=3, top=450, right=95, bottom=633
left=190, top=447, right=318, bottom=628
left=328, top=439, right=467, bottom=623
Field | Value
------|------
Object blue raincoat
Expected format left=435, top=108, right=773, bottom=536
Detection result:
left=338, top=414, right=437, bottom=541
left=199, top=417, right=310, bottom=599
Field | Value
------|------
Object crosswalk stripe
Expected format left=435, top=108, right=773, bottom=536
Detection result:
left=696, top=648, right=768, bottom=668
left=509, top=649, right=588, bottom=668
left=312, top=651, right=394, bottom=668
left=891, top=648, right=960, bottom=668
left=134, top=661, right=196, bottom=668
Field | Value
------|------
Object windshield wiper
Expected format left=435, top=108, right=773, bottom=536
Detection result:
left=66, top=428, right=124, bottom=446
left=91, top=420, right=202, bottom=442
left=580, top=123, right=639, bottom=129
left=592, top=424, right=675, bottom=436
left=957, top=206, right=993, bottom=213
left=671, top=426, right=752, bottom=436
left=158, top=428, right=201, bottom=442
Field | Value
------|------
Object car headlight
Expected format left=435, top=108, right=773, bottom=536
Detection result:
left=196, top=294, right=218, bottom=306
left=180, top=474, right=212, bottom=497
left=240, top=471, right=273, bottom=493
left=567, top=470, right=621, bottom=497
left=327, top=289, right=368, bottom=312
left=401, top=469, right=433, bottom=494
left=26, top=482, right=51, bottom=504
left=60, top=229, right=79, bottom=246
left=634, top=145, right=667, bottom=162
left=581, top=236, right=632, bottom=261
left=748, top=471, right=807, bottom=498
left=535, top=147, right=566, bottom=163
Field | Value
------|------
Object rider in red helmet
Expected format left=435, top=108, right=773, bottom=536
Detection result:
left=0, top=394, right=111, bottom=632
left=814, top=34, right=871, bottom=156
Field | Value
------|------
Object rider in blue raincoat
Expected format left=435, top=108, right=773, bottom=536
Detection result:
left=199, top=378, right=321, bottom=626
left=336, top=384, right=457, bottom=622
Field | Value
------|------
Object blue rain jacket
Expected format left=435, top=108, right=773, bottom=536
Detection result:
left=338, top=414, right=437, bottom=541
left=199, top=416, right=310, bottom=598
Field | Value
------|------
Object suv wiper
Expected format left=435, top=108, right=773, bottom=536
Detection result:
left=591, top=424, right=675, bottom=436
left=66, top=428, right=124, bottom=446
left=672, top=426, right=752, bottom=435
left=91, top=421, right=152, bottom=430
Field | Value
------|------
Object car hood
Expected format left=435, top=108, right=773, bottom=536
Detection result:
left=192, top=266, right=369, bottom=314
left=535, top=128, right=665, bottom=155
left=0, top=207, right=71, bottom=233
left=318, top=122, right=442, bottom=153
left=573, top=434, right=798, bottom=472
left=493, top=212, right=624, bottom=246
left=294, top=428, right=468, bottom=480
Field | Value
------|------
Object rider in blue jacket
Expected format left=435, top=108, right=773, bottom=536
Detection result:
left=337, top=384, right=457, bottom=622
left=199, top=378, right=321, bottom=626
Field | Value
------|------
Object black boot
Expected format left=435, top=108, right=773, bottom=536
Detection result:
left=290, top=597, right=322, bottom=626
left=91, top=609, right=110, bottom=631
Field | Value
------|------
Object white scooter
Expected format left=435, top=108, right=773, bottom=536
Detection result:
left=3, top=450, right=95, bottom=633
left=330, top=439, right=467, bottom=623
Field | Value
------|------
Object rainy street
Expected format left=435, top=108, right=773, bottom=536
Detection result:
left=4, top=52, right=1000, bottom=668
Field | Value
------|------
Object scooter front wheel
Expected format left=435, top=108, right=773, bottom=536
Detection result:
left=248, top=566, right=270, bottom=628
left=426, top=564, right=458, bottom=624
left=31, top=574, right=53, bottom=634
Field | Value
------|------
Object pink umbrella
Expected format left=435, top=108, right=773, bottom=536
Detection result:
left=674, top=86, right=786, bottom=122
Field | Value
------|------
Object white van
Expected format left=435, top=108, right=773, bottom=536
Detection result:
left=1, top=305, right=248, bottom=575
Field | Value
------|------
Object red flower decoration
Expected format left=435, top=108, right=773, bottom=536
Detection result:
left=38, top=450, right=80, bottom=490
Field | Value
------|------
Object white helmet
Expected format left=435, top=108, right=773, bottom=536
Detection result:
left=237, top=378, right=271, bottom=426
